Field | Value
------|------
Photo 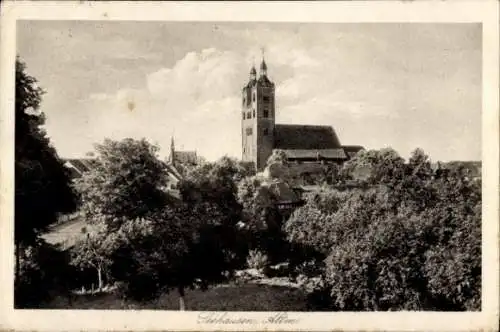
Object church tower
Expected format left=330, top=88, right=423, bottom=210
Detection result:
left=241, top=55, right=276, bottom=171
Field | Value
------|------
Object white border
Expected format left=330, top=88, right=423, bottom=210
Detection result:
left=1, top=1, right=498, bottom=331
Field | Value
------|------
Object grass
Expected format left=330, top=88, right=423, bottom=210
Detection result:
left=42, top=216, right=88, bottom=247
left=45, top=283, right=309, bottom=311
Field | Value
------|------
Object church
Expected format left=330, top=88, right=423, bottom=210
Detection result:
left=241, top=58, right=364, bottom=171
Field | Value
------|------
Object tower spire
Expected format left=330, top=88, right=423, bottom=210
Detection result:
left=170, top=135, right=175, bottom=164
left=260, top=47, right=267, bottom=76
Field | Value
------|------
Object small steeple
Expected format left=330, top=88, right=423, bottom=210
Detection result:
left=170, top=135, right=175, bottom=164
left=249, top=55, right=257, bottom=81
left=260, top=47, right=267, bottom=76
left=250, top=65, right=257, bottom=80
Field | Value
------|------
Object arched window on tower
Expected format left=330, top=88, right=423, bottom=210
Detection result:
left=263, top=109, right=269, bottom=118
left=253, top=109, right=255, bottom=117
left=252, top=92, right=256, bottom=102
left=242, top=112, right=245, bottom=120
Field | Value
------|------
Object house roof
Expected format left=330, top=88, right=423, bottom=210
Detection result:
left=274, top=124, right=342, bottom=150
left=64, top=158, right=96, bottom=177
left=173, top=151, right=197, bottom=165
left=342, top=145, right=365, bottom=158
left=165, top=163, right=183, bottom=182
left=281, top=148, right=347, bottom=160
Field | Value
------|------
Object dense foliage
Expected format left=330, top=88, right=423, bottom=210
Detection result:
left=15, top=58, right=77, bottom=307
left=74, top=151, right=248, bottom=308
left=15, top=238, right=76, bottom=308
left=70, top=222, right=113, bottom=291
left=237, top=175, right=289, bottom=264
left=15, top=58, right=77, bottom=245
left=179, top=156, right=251, bottom=271
left=285, top=148, right=481, bottom=310
left=75, top=138, right=170, bottom=229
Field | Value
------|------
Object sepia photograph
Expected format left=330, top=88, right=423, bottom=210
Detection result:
left=1, top=1, right=499, bottom=331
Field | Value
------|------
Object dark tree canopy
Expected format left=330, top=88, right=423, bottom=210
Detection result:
left=15, top=57, right=77, bottom=308
left=15, top=58, right=77, bottom=244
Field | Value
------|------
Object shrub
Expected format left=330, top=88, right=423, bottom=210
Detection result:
left=15, top=240, right=75, bottom=308
left=286, top=149, right=481, bottom=311
left=321, top=150, right=481, bottom=311
left=246, top=250, right=269, bottom=270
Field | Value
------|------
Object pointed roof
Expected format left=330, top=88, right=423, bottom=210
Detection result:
left=260, top=59, right=267, bottom=71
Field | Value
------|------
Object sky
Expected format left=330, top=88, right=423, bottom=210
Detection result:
left=17, top=21, right=482, bottom=162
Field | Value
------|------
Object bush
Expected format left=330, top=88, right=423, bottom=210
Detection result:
left=285, top=149, right=481, bottom=311
left=294, top=260, right=324, bottom=278
left=306, top=284, right=334, bottom=311
left=15, top=240, right=75, bottom=308
left=246, top=250, right=269, bottom=270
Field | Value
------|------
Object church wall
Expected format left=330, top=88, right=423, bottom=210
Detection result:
left=241, top=87, right=255, bottom=163
left=256, top=86, right=275, bottom=170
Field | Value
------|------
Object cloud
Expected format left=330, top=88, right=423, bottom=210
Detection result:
left=23, top=22, right=480, bottom=162
left=146, top=48, right=244, bottom=102
left=70, top=48, right=246, bottom=160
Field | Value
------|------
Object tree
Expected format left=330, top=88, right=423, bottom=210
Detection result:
left=180, top=156, right=245, bottom=219
left=69, top=222, right=114, bottom=291
left=322, top=163, right=341, bottom=185
left=77, top=152, right=246, bottom=310
left=179, top=157, right=247, bottom=269
left=237, top=174, right=298, bottom=263
left=340, top=148, right=405, bottom=185
left=266, top=149, right=289, bottom=167
left=15, top=238, right=75, bottom=308
left=284, top=187, right=379, bottom=270
left=15, top=57, right=77, bottom=304
left=237, top=176, right=274, bottom=229
left=285, top=148, right=481, bottom=310
left=110, top=184, right=243, bottom=309
left=317, top=149, right=481, bottom=310
left=74, top=138, right=177, bottom=301
left=75, top=138, right=170, bottom=230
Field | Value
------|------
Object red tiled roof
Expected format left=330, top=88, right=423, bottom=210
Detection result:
left=274, top=124, right=342, bottom=150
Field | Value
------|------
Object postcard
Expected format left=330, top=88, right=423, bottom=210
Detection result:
left=1, top=1, right=499, bottom=331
